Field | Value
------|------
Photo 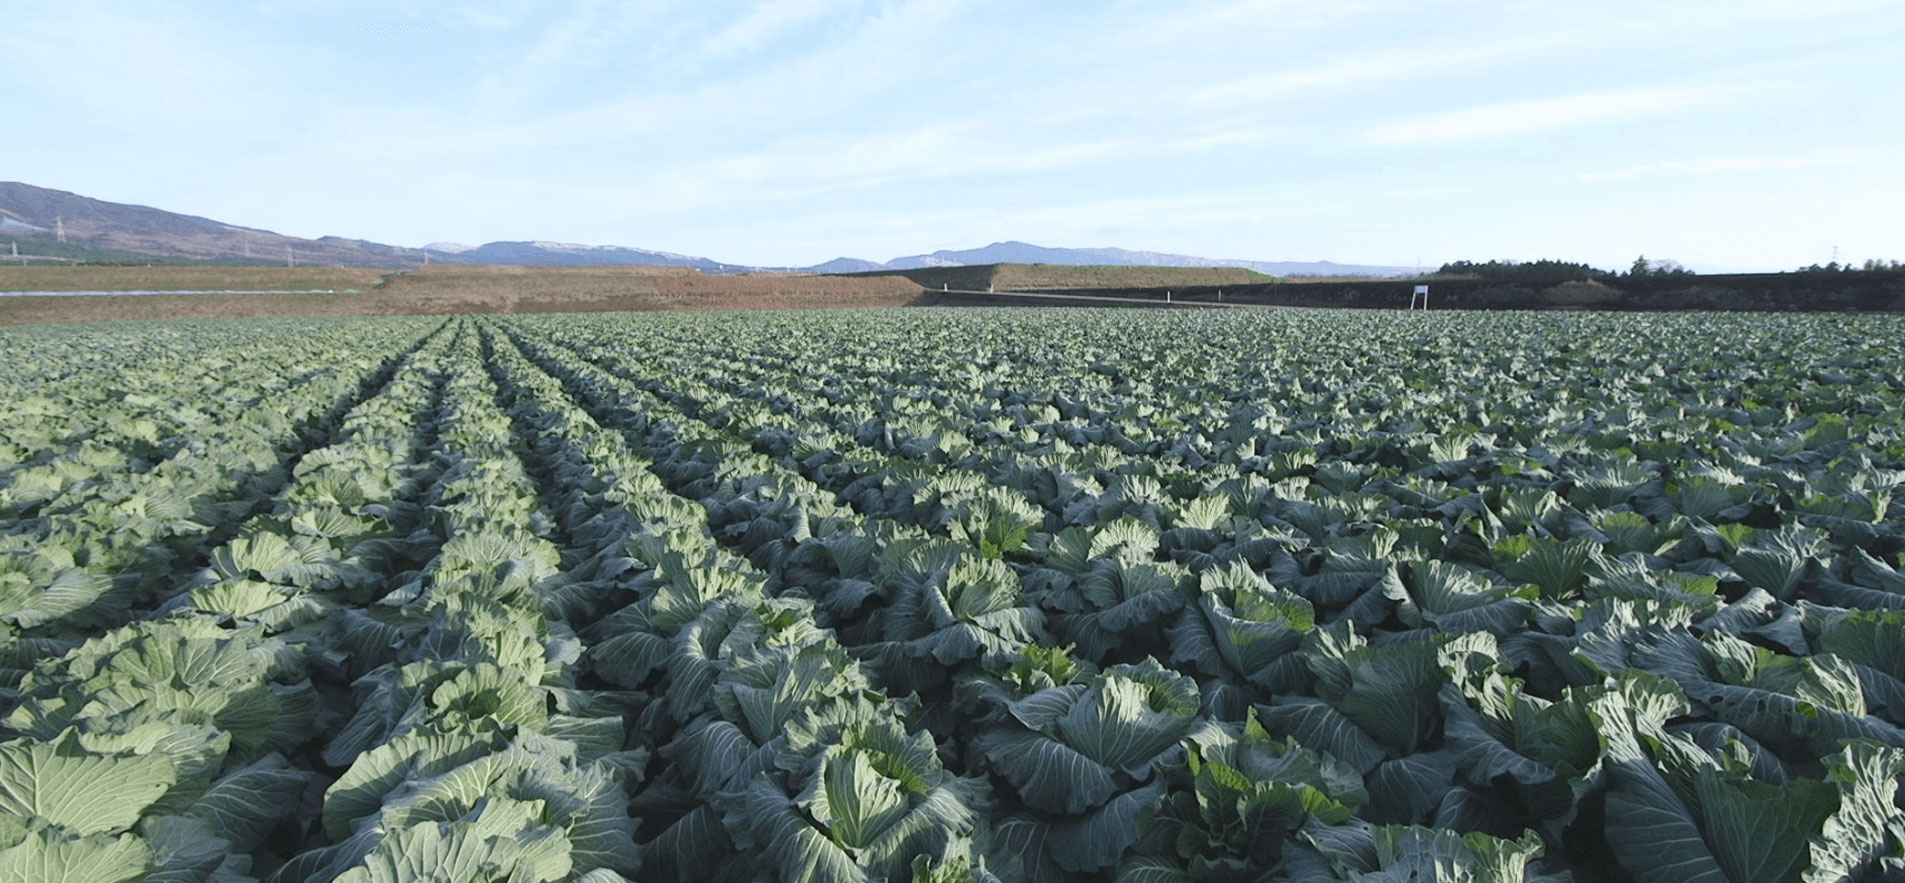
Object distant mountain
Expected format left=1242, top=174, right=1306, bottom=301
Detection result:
left=804, top=257, right=888, bottom=274
left=883, top=254, right=970, bottom=270
left=1, top=183, right=1414, bottom=277
left=870, top=241, right=1415, bottom=277
left=0, top=182, right=430, bottom=267
left=428, top=240, right=732, bottom=271
left=0, top=183, right=750, bottom=270
left=800, top=256, right=880, bottom=274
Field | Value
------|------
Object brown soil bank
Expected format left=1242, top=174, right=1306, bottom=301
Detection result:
left=857, top=263, right=1277, bottom=292
left=377, top=265, right=921, bottom=314
left=0, top=265, right=924, bottom=326
left=0, top=265, right=390, bottom=292
left=1008, top=272, right=1905, bottom=312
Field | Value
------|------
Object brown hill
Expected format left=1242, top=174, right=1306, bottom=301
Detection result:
left=0, top=182, right=424, bottom=267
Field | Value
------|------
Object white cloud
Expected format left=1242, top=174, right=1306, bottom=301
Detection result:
left=455, top=5, right=524, bottom=29
left=478, top=0, right=665, bottom=103
left=1165, top=127, right=1288, bottom=150
left=1366, top=87, right=1724, bottom=146
left=1192, top=42, right=1542, bottom=107
left=560, top=125, right=1147, bottom=214
left=467, top=0, right=973, bottom=146
left=701, top=0, right=861, bottom=60
left=1574, top=147, right=1878, bottom=181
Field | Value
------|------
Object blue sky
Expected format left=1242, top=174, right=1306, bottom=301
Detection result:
left=4, top=0, right=1900, bottom=270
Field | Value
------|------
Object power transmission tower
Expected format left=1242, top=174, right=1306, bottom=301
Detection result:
left=286, top=244, right=294, bottom=267
left=55, top=217, right=65, bottom=243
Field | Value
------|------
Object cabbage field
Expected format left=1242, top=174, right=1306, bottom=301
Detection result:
left=3, top=308, right=1904, bottom=882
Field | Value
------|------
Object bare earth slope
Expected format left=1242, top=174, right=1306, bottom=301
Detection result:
left=0, top=265, right=390, bottom=292
left=851, top=263, right=1278, bottom=292
left=0, top=265, right=927, bottom=326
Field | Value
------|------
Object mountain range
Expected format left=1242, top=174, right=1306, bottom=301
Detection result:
left=0, top=182, right=1415, bottom=277
left=817, top=242, right=1415, bottom=277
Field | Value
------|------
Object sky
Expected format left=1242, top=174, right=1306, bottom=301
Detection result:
left=3, top=0, right=1901, bottom=271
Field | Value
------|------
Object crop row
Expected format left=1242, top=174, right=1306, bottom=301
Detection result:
left=2, top=308, right=1903, bottom=882
left=495, top=309, right=1905, bottom=882
left=3, top=321, right=460, bottom=880
left=1, top=321, right=446, bottom=696
left=1, top=320, right=433, bottom=500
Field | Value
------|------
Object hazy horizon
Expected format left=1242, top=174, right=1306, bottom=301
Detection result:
left=5, top=0, right=1899, bottom=272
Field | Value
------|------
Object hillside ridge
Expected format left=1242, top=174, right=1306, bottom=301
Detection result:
left=1, top=182, right=1410, bottom=276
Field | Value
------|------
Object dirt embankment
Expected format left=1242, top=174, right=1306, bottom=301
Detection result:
left=0, top=264, right=927, bottom=326
left=984, top=272, right=1905, bottom=312
left=849, top=265, right=1001, bottom=292
left=1000, top=264, right=1273, bottom=290
left=373, top=265, right=923, bottom=314
left=12, top=262, right=1899, bottom=326
left=0, top=265, right=390, bottom=292
left=845, top=263, right=1278, bottom=292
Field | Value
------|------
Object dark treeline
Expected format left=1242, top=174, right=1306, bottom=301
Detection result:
left=1797, top=259, right=1905, bottom=274
left=1431, top=258, right=1614, bottom=284
left=1437, top=255, right=1905, bottom=283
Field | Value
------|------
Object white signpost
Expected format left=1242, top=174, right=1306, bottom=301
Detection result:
left=1410, top=284, right=1430, bottom=310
